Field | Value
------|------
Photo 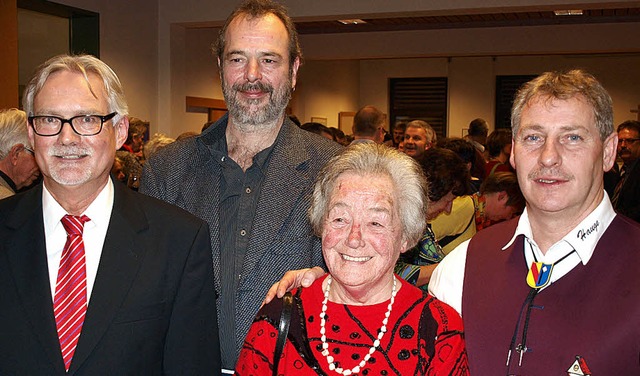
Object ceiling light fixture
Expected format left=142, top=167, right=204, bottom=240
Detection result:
left=337, top=19, right=367, bottom=25
left=553, top=9, right=584, bottom=16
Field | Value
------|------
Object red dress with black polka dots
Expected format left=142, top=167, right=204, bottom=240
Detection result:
left=236, top=274, right=469, bottom=375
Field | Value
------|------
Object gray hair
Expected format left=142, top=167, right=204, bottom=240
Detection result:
left=406, top=120, right=437, bottom=144
left=511, top=69, right=613, bottom=141
left=0, top=109, right=29, bottom=159
left=22, top=54, right=129, bottom=125
left=309, top=143, right=428, bottom=248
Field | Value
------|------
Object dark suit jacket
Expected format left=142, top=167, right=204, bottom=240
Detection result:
left=615, top=160, right=640, bottom=222
left=141, top=114, right=342, bottom=365
left=0, top=181, right=221, bottom=375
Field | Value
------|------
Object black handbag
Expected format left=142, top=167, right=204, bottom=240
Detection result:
left=273, top=292, right=293, bottom=376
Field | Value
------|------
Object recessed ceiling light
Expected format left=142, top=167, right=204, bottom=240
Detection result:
left=337, top=19, right=367, bottom=25
left=554, top=10, right=584, bottom=16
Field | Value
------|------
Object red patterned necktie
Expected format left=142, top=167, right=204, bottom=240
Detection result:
left=54, top=214, right=90, bottom=371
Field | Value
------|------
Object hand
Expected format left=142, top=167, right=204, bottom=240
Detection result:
left=263, top=266, right=325, bottom=305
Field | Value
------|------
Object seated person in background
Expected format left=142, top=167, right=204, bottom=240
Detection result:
left=472, top=171, right=525, bottom=231
left=484, top=128, right=513, bottom=176
left=433, top=172, right=525, bottom=253
left=235, top=143, right=469, bottom=375
left=395, top=148, right=471, bottom=290
left=0, top=108, right=40, bottom=199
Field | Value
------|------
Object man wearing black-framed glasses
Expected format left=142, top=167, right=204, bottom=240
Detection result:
left=0, top=54, right=220, bottom=375
left=611, top=120, right=640, bottom=222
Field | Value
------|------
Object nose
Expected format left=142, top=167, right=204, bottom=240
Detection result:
left=346, top=223, right=364, bottom=248
left=244, top=59, right=261, bottom=82
left=58, top=121, right=82, bottom=145
left=538, top=138, right=561, bottom=167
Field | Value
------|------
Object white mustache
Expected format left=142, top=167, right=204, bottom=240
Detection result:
left=48, top=146, right=93, bottom=157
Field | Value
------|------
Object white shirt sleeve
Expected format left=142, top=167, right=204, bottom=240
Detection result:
left=428, top=239, right=470, bottom=316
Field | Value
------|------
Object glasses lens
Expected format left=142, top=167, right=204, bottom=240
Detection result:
left=72, top=115, right=103, bottom=135
left=33, top=117, right=61, bottom=136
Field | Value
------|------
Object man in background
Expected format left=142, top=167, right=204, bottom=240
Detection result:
left=403, top=119, right=436, bottom=159
left=464, top=118, right=489, bottom=155
left=350, top=105, right=385, bottom=144
left=0, top=108, right=40, bottom=199
left=611, top=120, right=640, bottom=222
left=141, top=0, right=341, bottom=371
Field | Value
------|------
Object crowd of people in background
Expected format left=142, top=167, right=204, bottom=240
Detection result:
left=1, top=0, right=638, bottom=375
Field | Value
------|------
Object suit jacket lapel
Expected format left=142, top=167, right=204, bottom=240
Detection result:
left=241, top=121, right=313, bottom=278
left=4, top=185, right=67, bottom=373
left=70, top=182, right=146, bottom=372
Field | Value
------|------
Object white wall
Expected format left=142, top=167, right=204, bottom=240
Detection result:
left=55, top=0, right=159, bottom=128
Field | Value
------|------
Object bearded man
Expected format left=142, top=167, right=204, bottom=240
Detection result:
left=140, top=0, right=342, bottom=372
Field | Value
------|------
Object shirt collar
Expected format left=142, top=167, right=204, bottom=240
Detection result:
left=42, top=178, right=115, bottom=233
left=502, top=193, right=617, bottom=265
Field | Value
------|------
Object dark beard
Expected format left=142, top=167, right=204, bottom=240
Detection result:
left=222, top=76, right=292, bottom=130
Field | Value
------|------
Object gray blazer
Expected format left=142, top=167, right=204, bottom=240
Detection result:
left=141, top=114, right=342, bottom=363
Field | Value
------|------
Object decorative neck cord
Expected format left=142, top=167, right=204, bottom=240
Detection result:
left=320, top=275, right=397, bottom=375
left=505, top=245, right=577, bottom=372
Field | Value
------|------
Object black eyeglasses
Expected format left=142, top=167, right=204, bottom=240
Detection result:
left=23, top=146, right=35, bottom=155
left=28, top=112, right=117, bottom=136
left=619, top=138, right=640, bottom=145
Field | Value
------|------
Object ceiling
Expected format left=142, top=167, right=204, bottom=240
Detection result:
left=294, top=7, right=640, bottom=34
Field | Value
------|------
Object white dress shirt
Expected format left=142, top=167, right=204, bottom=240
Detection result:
left=429, top=192, right=617, bottom=315
left=44, top=179, right=114, bottom=303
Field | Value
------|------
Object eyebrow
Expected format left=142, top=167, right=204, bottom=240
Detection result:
left=225, top=50, right=284, bottom=59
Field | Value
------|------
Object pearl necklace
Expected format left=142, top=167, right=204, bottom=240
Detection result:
left=319, top=275, right=397, bottom=375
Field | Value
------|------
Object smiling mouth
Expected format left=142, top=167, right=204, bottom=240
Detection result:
left=341, top=254, right=372, bottom=262
left=57, top=154, right=87, bottom=160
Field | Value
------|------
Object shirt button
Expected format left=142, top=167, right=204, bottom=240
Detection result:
left=240, top=229, right=247, bottom=236
left=245, top=187, right=251, bottom=194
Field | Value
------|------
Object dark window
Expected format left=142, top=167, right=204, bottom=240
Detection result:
left=389, top=77, right=448, bottom=139
left=19, top=0, right=99, bottom=57
left=495, top=75, right=536, bottom=130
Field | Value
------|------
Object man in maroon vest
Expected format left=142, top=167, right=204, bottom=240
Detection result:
left=429, top=70, right=639, bottom=374
left=266, top=70, right=640, bottom=374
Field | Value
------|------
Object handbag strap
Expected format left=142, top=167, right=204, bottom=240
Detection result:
left=273, top=291, right=293, bottom=376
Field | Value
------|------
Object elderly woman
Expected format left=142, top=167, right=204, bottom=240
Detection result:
left=235, top=144, right=468, bottom=375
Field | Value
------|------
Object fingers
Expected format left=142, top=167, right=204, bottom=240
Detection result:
left=301, top=266, right=324, bottom=287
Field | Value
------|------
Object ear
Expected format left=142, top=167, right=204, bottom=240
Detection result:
left=509, top=138, right=516, bottom=169
left=290, top=57, right=301, bottom=89
left=114, top=116, right=129, bottom=149
left=602, top=132, right=617, bottom=172
left=497, top=190, right=509, bottom=203
left=28, top=126, right=36, bottom=153
left=399, top=237, right=410, bottom=254
left=8, top=144, right=23, bottom=165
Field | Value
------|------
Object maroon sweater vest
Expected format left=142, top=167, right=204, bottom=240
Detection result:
left=462, top=215, right=640, bottom=375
